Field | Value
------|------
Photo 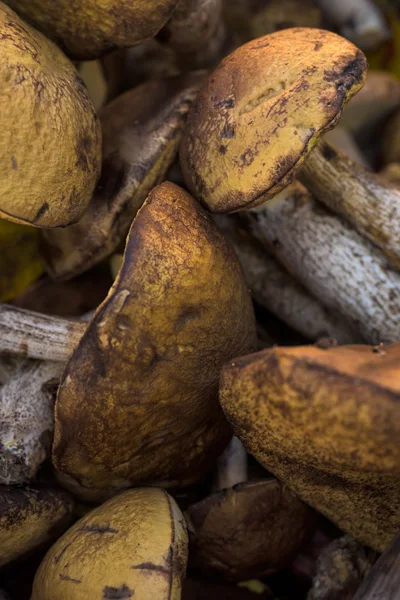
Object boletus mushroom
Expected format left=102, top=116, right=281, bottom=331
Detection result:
left=180, top=28, right=367, bottom=213
left=3, top=0, right=181, bottom=60
left=40, top=73, right=204, bottom=280
left=0, top=3, right=101, bottom=228
left=0, top=485, right=74, bottom=567
left=31, top=488, right=188, bottom=600
left=220, top=342, right=400, bottom=551
left=0, top=182, right=256, bottom=493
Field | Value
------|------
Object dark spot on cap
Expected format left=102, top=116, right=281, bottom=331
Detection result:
left=219, top=145, right=227, bottom=154
left=221, top=124, right=235, bottom=139
left=314, top=41, right=323, bottom=51
left=11, top=156, right=18, bottom=170
left=103, top=584, right=134, bottom=599
left=131, top=562, right=169, bottom=577
left=240, top=148, right=254, bottom=167
left=79, top=524, right=118, bottom=534
left=214, top=98, right=234, bottom=109
left=33, top=202, right=49, bottom=222
left=59, top=574, right=81, bottom=584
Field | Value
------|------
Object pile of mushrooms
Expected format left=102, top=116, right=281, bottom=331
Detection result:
left=1, top=1, right=400, bottom=598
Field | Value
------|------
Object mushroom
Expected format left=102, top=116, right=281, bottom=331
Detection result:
left=353, top=532, right=400, bottom=599
left=180, top=28, right=367, bottom=214
left=0, top=485, right=74, bottom=567
left=31, top=488, right=188, bottom=600
left=159, top=0, right=226, bottom=69
left=3, top=0, right=182, bottom=60
left=186, top=437, right=317, bottom=581
left=0, top=220, right=43, bottom=302
left=0, top=3, right=101, bottom=228
left=243, top=180, right=400, bottom=344
left=307, top=535, right=375, bottom=600
left=219, top=342, right=400, bottom=551
left=0, top=357, right=63, bottom=484
left=40, top=73, right=204, bottom=280
left=215, top=214, right=361, bottom=344
left=0, top=182, right=256, bottom=493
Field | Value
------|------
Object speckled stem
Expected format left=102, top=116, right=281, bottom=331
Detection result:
left=0, top=304, right=86, bottom=362
left=353, top=532, right=400, bottom=599
left=248, top=182, right=400, bottom=345
left=299, top=141, right=400, bottom=271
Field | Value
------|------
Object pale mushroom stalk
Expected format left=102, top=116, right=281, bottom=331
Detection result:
left=353, top=532, right=400, bottom=599
left=246, top=181, right=400, bottom=345
left=0, top=303, right=86, bottom=362
left=298, top=141, right=400, bottom=270
left=215, top=214, right=361, bottom=344
left=315, top=0, right=389, bottom=50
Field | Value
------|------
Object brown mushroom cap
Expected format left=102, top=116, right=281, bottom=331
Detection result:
left=220, top=343, right=400, bottom=550
left=4, top=0, right=181, bottom=60
left=0, top=485, right=74, bottom=567
left=180, top=27, right=367, bottom=212
left=187, top=479, right=317, bottom=581
left=52, top=181, right=257, bottom=491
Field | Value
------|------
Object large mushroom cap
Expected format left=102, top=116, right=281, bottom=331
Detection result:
left=53, top=181, right=256, bottom=491
left=31, top=488, right=188, bottom=600
left=4, top=0, right=180, bottom=60
left=220, top=343, right=400, bottom=550
left=0, top=3, right=101, bottom=227
left=180, top=27, right=367, bottom=212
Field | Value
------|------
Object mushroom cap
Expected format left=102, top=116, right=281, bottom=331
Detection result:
left=52, top=181, right=257, bottom=491
left=180, top=27, right=367, bottom=212
left=0, top=485, right=74, bottom=567
left=220, top=343, right=400, bottom=550
left=31, top=488, right=188, bottom=600
left=4, top=0, right=180, bottom=60
left=0, top=3, right=101, bottom=227
left=187, top=479, right=317, bottom=581
left=40, top=73, right=204, bottom=280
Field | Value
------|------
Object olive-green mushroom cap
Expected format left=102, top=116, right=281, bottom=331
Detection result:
left=180, top=27, right=367, bottom=212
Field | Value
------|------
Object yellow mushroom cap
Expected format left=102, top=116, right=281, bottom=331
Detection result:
left=0, top=2, right=101, bottom=227
left=180, top=27, right=367, bottom=212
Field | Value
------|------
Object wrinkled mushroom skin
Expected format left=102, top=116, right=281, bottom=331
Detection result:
left=40, top=73, right=204, bottom=280
left=31, top=488, right=188, bottom=600
left=52, top=182, right=257, bottom=491
left=0, top=486, right=74, bottom=567
left=180, top=28, right=367, bottom=213
left=220, top=344, right=400, bottom=550
left=3, top=0, right=180, bottom=60
left=187, top=479, right=317, bottom=581
left=0, top=3, right=101, bottom=228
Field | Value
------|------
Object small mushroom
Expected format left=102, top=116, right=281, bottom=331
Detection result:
left=0, top=182, right=256, bottom=493
left=220, top=342, right=400, bottom=551
left=3, top=0, right=181, bottom=60
left=0, top=485, right=74, bottom=567
left=215, top=214, right=361, bottom=344
left=159, top=0, right=227, bottom=69
left=31, top=488, right=188, bottom=600
left=186, top=438, right=317, bottom=581
left=353, top=532, right=400, bottom=599
left=243, top=180, right=400, bottom=344
left=307, top=535, right=375, bottom=600
left=0, top=220, right=43, bottom=302
left=180, top=28, right=367, bottom=213
left=40, top=73, right=204, bottom=280
left=0, top=3, right=101, bottom=228
left=0, top=358, right=63, bottom=484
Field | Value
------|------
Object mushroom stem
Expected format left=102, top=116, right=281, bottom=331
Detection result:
left=212, top=436, right=248, bottom=492
left=353, top=532, right=400, bottom=599
left=298, top=141, right=400, bottom=270
left=247, top=181, right=400, bottom=345
left=315, top=0, right=389, bottom=50
left=0, top=304, right=86, bottom=362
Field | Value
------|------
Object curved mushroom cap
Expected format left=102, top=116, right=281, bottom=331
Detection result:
left=187, top=479, right=317, bottom=581
left=0, top=3, right=101, bottom=228
left=31, top=488, right=188, bottom=600
left=180, top=28, right=367, bottom=213
left=52, top=181, right=257, bottom=491
left=220, top=343, right=400, bottom=550
left=4, top=0, right=180, bottom=60
left=40, top=73, right=204, bottom=280
left=0, top=485, right=74, bottom=567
